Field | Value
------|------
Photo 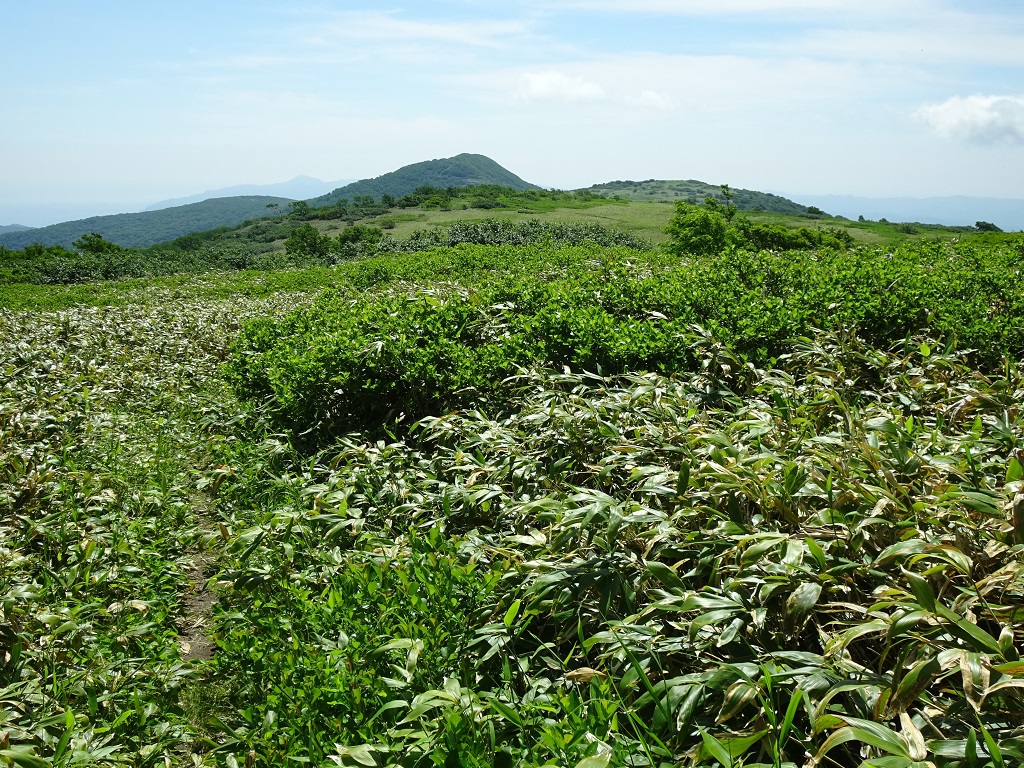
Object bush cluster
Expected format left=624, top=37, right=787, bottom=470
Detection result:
left=1, top=219, right=651, bottom=286
left=231, top=240, right=1024, bottom=441
left=666, top=199, right=854, bottom=257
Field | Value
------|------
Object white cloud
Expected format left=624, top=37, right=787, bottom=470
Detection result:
left=517, top=71, right=607, bottom=102
left=628, top=90, right=676, bottom=110
left=916, top=95, right=1024, bottom=146
left=469, top=52, right=864, bottom=115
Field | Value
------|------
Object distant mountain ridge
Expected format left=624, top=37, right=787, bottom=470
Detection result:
left=584, top=179, right=807, bottom=213
left=787, top=194, right=1024, bottom=231
left=0, top=196, right=292, bottom=250
left=146, top=176, right=355, bottom=211
left=0, top=224, right=34, bottom=234
left=311, top=154, right=540, bottom=207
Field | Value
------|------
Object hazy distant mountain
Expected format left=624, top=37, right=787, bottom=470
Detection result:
left=585, top=180, right=807, bottom=213
left=0, top=196, right=292, bottom=249
left=311, top=154, right=540, bottom=207
left=789, top=194, right=1024, bottom=231
left=146, top=176, right=355, bottom=211
left=0, top=223, right=34, bottom=235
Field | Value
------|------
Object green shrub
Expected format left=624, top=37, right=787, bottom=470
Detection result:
left=664, top=201, right=728, bottom=256
left=231, top=240, right=1024, bottom=442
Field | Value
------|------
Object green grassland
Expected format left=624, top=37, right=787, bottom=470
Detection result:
left=226, top=192, right=1013, bottom=253
left=3, top=203, right=1024, bottom=767
left=350, top=199, right=674, bottom=243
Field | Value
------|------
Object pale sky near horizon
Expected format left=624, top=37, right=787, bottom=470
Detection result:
left=3, top=0, right=1023, bottom=226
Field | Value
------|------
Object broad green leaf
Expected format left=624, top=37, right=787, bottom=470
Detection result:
left=890, top=656, right=940, bottom=715
left=0, top=750, right=51, bottom=768
left=980, top=723, right=1006, bottom=768
left=785, top=582, right=822, bottom=626
left=814, top=716, right=911, bottom=758
left=334, top=744, right=382, bottom=767
left=778, top=686, right=804, bottom=747
left=487, top=697, right=523, bottom=728
left=574, top=755, right=611, bottom=768
left=647, top=560, right=687, bottom=593
left=503, top=599, right=521, bottom=628
left=901, top=568, right=936, bottom=613
left=699, top=729, right=733, bottom=767
left=935, top=603, right=1002, bottom=654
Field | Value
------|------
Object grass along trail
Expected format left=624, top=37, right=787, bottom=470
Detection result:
left=0, top=291, right=309, bottom=766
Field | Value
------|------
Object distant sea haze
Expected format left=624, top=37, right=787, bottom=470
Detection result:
left=145, top=176, right=357, bottom=211
left=0, top=177, right=357, bottom=229
left=788, top=194, right=1024, bottom=232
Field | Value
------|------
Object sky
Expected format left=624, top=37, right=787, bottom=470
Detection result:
left=2, top=0, right=1023, bottom=226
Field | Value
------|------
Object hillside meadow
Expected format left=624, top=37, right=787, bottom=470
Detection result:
left=2, top=203, right=1024, bottom=767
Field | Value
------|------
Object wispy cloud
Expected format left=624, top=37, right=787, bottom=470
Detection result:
left=916, top=94, right=1024, bottom=146
left=546, top=0, right=909, bottom=16
left=627, top=90, right=677, bottom=110
left=517, top=71, right=606, bottom=103
left=310, top=11, right=533, bottom=49
left=468, top=52, right=864, bottom=115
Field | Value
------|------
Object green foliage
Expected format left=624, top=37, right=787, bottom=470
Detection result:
left=385, top=218, right=651, bottom=252
left=734, top=219, right=855, bottom=250
left=0, top=291, right=304, bottom=765
left=284, top=223, right=332, bottom=259
left=231, top=239, right=1024, bottom=443
left=217, top=325, right=1024, bottom=766
left=6, top=232, right=1024, bottom=767
left=666, top=200, right=855, bottom=256
left=1, top=216, right=648, bottom=287
left=336, top=224, right=386, bottom=247
left=664, top=201, right=729, bottom=256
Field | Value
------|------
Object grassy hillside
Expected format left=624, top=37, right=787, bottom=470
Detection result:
left=0, top=195, right=293, bottom=249
left=585, top=179, right=808, bottom=213
left=5, top=185, right=1016, bottom=289
left=310, top=153, right=540, bottom=207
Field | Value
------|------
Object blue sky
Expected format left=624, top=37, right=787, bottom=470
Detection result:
left=3, top=0, right=1023, bottom=225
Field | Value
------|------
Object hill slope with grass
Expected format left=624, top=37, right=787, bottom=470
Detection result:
left=310, top=153, right=540, bottom=207
left=0, top=195, right=294, bottom=249
left=584, top=179, right=808, bottom=213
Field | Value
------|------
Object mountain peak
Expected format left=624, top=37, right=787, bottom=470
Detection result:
left=310, top=154, right=539, bottom=207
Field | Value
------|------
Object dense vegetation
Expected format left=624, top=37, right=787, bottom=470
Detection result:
left=231, top=238, right=1023, bottom=444
left=0, top=197, right=292, bottom=250
left=6, top=186, right=1005, bottom=289
left=664, top=199, right=855, bottom=255
left=3, top=197, right=1024, bottom=767
left=0, top=217, right=649, bottom=287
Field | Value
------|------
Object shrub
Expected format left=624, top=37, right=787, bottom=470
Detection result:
left=231, top=241, right=1024, bottom=442
left=664, top=202, right=728, bottom=256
